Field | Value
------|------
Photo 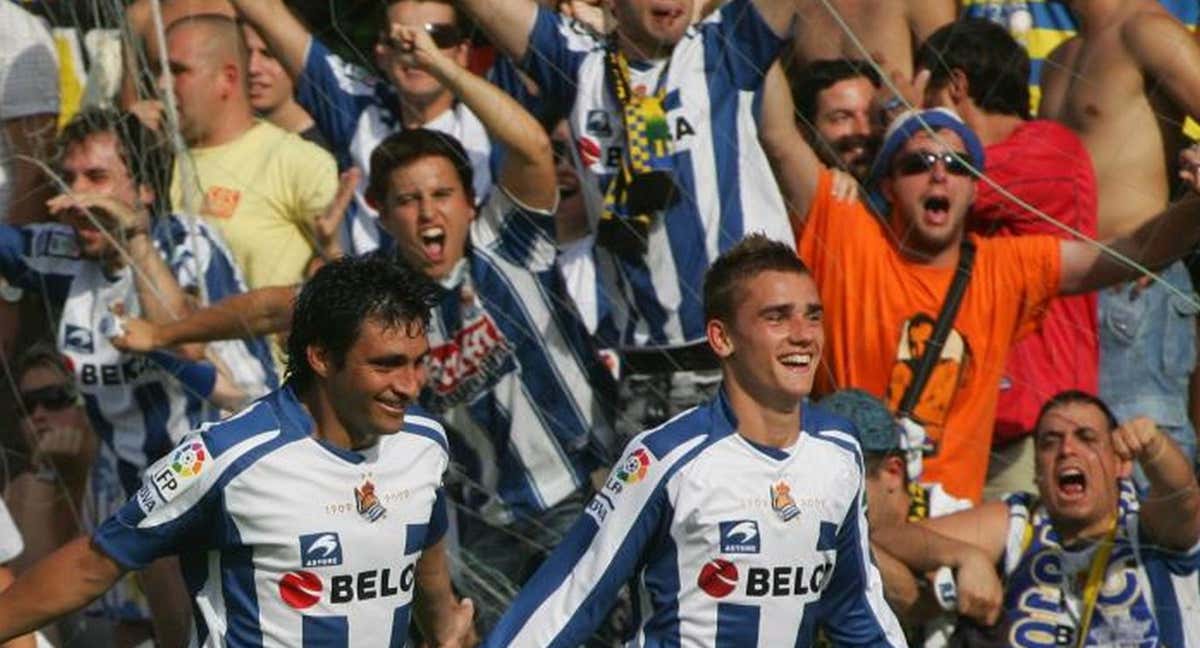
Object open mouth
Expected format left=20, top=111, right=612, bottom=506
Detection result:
left=377, top=397, right=407, bottom=418
left=779, top=352, right=815, bottom=372
left=922, top=196, right=951, bottom=225
left=419, top=226, right=446, bottom=262
left=1057, top=467, right=1087, bottom=498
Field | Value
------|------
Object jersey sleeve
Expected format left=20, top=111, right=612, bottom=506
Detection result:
left=0, top=223, right=80, bottom=305
left=92, top=432, right=227, bottom=570
left=472, top=186, right=558, bottom=273
left=295, top=37, right=378, bottom=157
left=484, top=440, right=673, bottom=647
left=820, top=465, right=908, bottom=647
left=706, top=0, right=788, bottom=91
left=519, top=6, right=596, bottom=118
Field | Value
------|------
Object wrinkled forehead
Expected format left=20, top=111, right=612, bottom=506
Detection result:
left=899, top=128, right=965, bottom=155
left=386, top=0, right=459, bottom=26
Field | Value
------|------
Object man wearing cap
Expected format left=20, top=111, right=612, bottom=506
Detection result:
left=822, top=388, right=994, bottom=644
left=789, top=107, right=1200, bottom=503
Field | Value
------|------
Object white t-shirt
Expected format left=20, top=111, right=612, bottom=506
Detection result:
left=0, top=499, right=24, bottom=565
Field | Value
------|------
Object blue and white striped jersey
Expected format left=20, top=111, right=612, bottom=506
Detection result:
left=0, top=216, right=276, bottom=494
left=296, top=38, right=495, bottom=256
left=513, top=0, right=793, bottom=348
left=424, top=188, right=616, bottom=524
left=485, top=390, right=906, bottom=647
left=93, top=386, right=450, bottom=647
left=1000, top=480, right=1200, bottom=647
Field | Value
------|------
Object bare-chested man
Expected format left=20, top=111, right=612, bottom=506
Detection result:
left=791, top=0, right=955, bottom=77
left=1040, top=0, right=1200, bottom=485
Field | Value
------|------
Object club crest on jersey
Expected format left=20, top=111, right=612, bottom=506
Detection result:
left=770, top=480, right=801, bottom=522
left=299, top=532, right=344, bottom=568
left=355, top=477, right=387, bottom=523
left=616, top=448, right=652, bottom=484
left=719, top=520, right=761, bottom=554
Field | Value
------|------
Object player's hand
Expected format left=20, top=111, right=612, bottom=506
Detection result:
left=313, top=167, right=360, bottom=262
left=1178, top=141, right=1200, bottom=194
left=953, top=547, right=1003, bottom=626
left=558, top=0, right=612, bottom=34
left=110, top=316, right=164, bottom=352
left=385, top=24, right=447, bottom=74
left=830, top=169, right=859, bottom=202
left=48, top=192, right=150, bottom=237
left=1112, top=416, right=1170, bottom=467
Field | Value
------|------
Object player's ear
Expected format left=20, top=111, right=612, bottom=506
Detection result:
left=707, top=318, right=733, bottom=358
left=307, top=344, right=333, bottom=379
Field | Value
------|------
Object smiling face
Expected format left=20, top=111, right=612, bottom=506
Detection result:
left=377, top=154, right=475, bottom=280
left=244, top=24, right=293, bottom=115
left=609, top=0, right=693, bottom=57
left=711, top=270, right=824, bottom=411
left=810, top=76, right=880, bottom=180
left=1035, top=401, right=1126, bottom=539
left=881, top=129, right=976, bottom=262
left=319, top=317, right=430, bottom=449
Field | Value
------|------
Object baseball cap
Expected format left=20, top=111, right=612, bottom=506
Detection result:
left=819, top=389, right=902, bottom=455
left=865, top=107, right=986, bottom=214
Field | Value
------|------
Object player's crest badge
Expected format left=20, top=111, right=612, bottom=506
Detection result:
left=770, top=480, right=801, bottom=522
left=354, top=477, right=387, bottom=523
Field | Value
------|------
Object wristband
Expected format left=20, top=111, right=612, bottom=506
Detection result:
left=932, top=566, right=958, bottom=611
left=882, top=96, right=906, bottom=115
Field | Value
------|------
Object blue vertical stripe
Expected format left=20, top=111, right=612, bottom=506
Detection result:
left=716, top=603, right=760, bottom=647
left=221, top=544, right=265, bottom=648
left=302, top=614, right=348, bottom=647
left=639, top=504, right=682, bottom=646
left=389, top=604, right=412, bottom=647
left=132, top=382, right=173, bottom=465
left=1144, top=560, right=1184, bottom=647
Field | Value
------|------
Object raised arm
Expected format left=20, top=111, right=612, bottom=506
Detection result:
left=390, top=25, right=556, bottom=209
left=1113, top=417, right=1200, bottom=551
left=1124, top=10, right=1200, bottom=120
left=907, top=0, right=956, bottom=45
left=226, top=0, right=311, bottom=81
left=749, top=0, right=798, bottom=38
left=456, top=0, right=539, bottom=62
left=0, top=536, right=124, bottom=643
left=759, top=61, right=827, bottom=223
left=112, top=285, right=297, bottom=353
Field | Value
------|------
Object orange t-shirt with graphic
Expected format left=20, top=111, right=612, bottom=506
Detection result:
left=796, top=170, right=1061, bottom=502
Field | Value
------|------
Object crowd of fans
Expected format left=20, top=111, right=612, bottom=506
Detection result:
left=2, top=0, right=1200, bottom=645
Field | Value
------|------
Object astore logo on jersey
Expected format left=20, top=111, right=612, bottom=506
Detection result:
left=64, top=324, right=94, bottom=353
left=698, top=559, right=739, bottom=598
left=279, top=570, right=322, bottom=610
left=719, top=520, right=761, bottom=554
left=299, top=532, right=343, bottom=568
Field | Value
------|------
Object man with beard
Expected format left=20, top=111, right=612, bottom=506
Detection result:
left=790, top=59, right=883, bottom=183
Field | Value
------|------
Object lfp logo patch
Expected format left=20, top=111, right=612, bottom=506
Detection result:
left=616, top=448, right=651, bottom=484
left=719, top=520, right=761, bottom=554
left=170, top=440, right=207, bottom=478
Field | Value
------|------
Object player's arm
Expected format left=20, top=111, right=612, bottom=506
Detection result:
left=0, top=536, right=124, bottom=642
left=226, top=0, right=310, bottom=80
left=1036, top=37, right=1079, bottom=121
left=0, top=564, right=35, bottom=648
left=388, top=25, right=556, bottom=210
left=414, top=537, right=476, bottom=648
left=1114, top=417, right=1200, bottom=551
left=1124, top=11, right=1200, bottom=121
left=759, top=61, right=828, bottom=225
left=456, top=0, right=539, bottom=62
left=112, top=285, right=297, bottom=353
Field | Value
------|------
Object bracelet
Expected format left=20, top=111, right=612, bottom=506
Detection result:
left=882, top=96, right=906, bottom=114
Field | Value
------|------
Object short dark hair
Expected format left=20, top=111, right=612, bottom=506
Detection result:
left=366, top=129, right=475, bottom=207
left=1034, top=390, right=1120, bottom=435
left=15, top=340, right=74, bottom=387
left=286, top=253, right=439, bottom=390
left=790, top=59, right=882, bottom=124
left=58, top=108, right=174, bottom=214
left=704, top=234, right=811, bottom=323
left=916, top=18, right=1031, bottom=119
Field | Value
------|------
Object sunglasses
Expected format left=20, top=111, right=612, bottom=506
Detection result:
left=380, top=23, right=465, bottom=51
left=892, top=151, right=974, bottom=178
left=20, top=384, right=78, bottom=414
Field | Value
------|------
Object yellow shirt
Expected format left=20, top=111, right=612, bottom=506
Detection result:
left=171, top=120, right=336, bottom=290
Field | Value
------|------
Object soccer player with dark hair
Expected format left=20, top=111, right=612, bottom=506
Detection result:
left=486, top=234, right=905, bottom=646
left=0, top=254, right=476, bottom=645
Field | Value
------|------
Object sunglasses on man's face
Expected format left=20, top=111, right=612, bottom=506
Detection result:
left=380, top=23, right=465, bottom=51
left=20, top=384, right=78, bottom=414
left=891, top=151, right=975, bottom=178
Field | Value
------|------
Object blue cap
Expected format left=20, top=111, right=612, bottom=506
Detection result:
left=865, top=108, right=987, bottom=214
left=819, top=389, right=902, bottom=454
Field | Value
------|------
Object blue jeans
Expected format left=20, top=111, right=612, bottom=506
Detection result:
left=1099, top=261, right=1199, bottom=491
